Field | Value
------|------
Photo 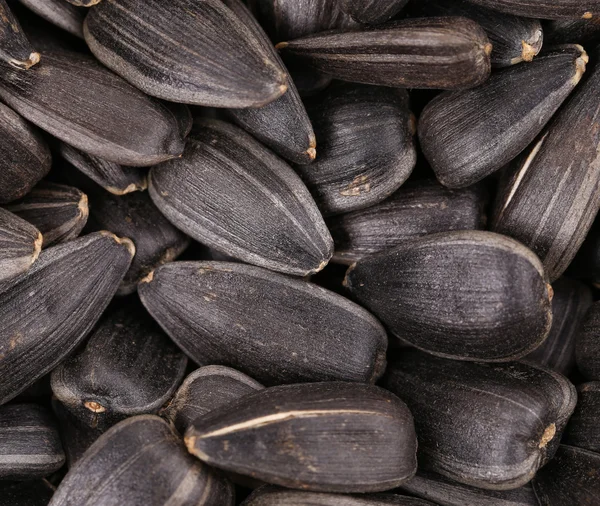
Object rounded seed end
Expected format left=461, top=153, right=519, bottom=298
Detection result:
left=78, top=193, right=89, bottom=218
left=275, top=42, right=289, bottom=50
left=484, top=43, right=493, bottom=56
left=184, top=435, right=197, bottom=454
left=306, top=147, right=317, bottom=161
left=583, top=11, right=593, bottom=19
left=520, top=41, right=538, bottom=62
left=547, top=283, right=554, bottom=303
left=9, top=52, right=41, bottom=70
left=84, top=401, right=106, bottom=413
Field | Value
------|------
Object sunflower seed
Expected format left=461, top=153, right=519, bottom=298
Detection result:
left=0, top=0, right=39, bottom=69
left=466, top=1, right=600, bottom=20
left=563, top=382, right=600, bottom=452
left=337, top=0, right=409, bottom=24
left=0, top=207, right=42, bottom=282
left=17, top=0, right=84, bottom=38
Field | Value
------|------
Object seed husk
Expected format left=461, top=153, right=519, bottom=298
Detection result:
left=383, top=350, right=577, bottom=490
left=0, top=48, right=186, bottom=167
left=17, top=0, right=84, bottom=38
left=419, top=44, right=587, bottom=188
left=161, top=366, right=263, bottom=435
left=532, top=445, right=600, bottom=505
left=0, top=0, right=40, bottom=69
left=51, top=304, right=187, bottom=433
left=327, top=180, right=487, bottom=265
left=185, top=382, right=417, bottom=493
left=575, top=301, right=600, bottom=380
left=524, top=277, right=592, bottom=375
left=0, top=480, right=55, bottom=506
left=545, top=18, right=600, bottom=45
left=563, top=382, right=600, bottom=452
left=0, top=232, right=134, bottom=405
left=0, top=404, right=65, bottom=480
left=408, top=0, right=543, bottom=67
left=276, top=17, right=492, bottom=90
left=401, top=471, right=539, bottom=506
left=242, top=485, right=436, bottom=505
left=0, top=102, right=52, bottom=204
left=64, top=0, right=100, bottom=6
left=0, top=207, right=42, bottom=282
left=337, top=0, right=409, bottom=25
left=465, top=1, right=600, bottom=20
left=83, top=0, right=288, bottom=108
left=296, top=83, right=416, bottom=216
left=149, top=119, right=333, bottom=276
left=139, top=261, right=387, bottom=386
left=344, top=230, right=552, bottom=362
left=5, top=181, right=88, bottom=248
left=48, top=415, right=235, bottom=506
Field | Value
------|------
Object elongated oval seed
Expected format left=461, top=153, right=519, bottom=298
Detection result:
left=84, top=0, right=287, bottom=108
left=5, top=181, right=88, bottom=248
left=48, top=415, right=234, bottom=506
left=0, top=48, right=185, bottom=167
left=466, top=0, right=600, bottom=20
left=276, top=17, right=492, bottom=90
left=138, top=261, right=388, bottom=386
left=0, top=0, right=39, bottom=69
left=575, top=301, right=600, bottom=380
left=384, top=351, right=577, bottom=490
left=296, top=83, right=416, bottom=216
left=149, top=119, right=333, bottom=276
left=18, top=0, right=84, bottom=38
left=563, top=382, right=600, bottom=452
left=408, top=0, right=543, bottom=67
left=0, top=404, right=65, bottom=480
left=185, top=382, right=417, bottom=493
left=0, top=480, right=55, bottom=506
left=524, top=277, right=592, bottom=375
left=419, top=45, right=587, bottom=188
left=0, top=102, right=51, bottom=204
left=0, top=232, right=134, bottom=405
left=337, top=0, right=409, bottom=24
left=0, top=208, right=42, bottom=282
left=51, top=304, right=187, bottom=433
left=344, top=230, right=552, bottom=362
left=161, top=366, right=263, bottom=434
left=327, top=180, right=487, bottom=265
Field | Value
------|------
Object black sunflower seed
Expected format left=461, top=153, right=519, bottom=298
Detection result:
left=17, top=0, right=84, bottom=38
left=563, top=382, right=600, bottom=452
left=466, top=1, right=600, bottom=20
left=0, top=0, right=39, bottom=69
left=337, top=0, right=409, bottom=25
left=0, top=207, right=42, bottom=282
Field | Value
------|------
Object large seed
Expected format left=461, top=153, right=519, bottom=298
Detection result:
left=296, top=83, right=416, bottom=216
left=408, top=0, right=543, bottom=67
left=5, top=181, right=88, bottom=248
left=139, top=261, right=388, bottom=385
left=524, top=277, right=592, bottom=375
left=149, top=119, right=333, bottom=276
left=0, top=232, right=134, bottom=405
left=51, top=304, right=187, bottom=433
left=0, top=480, right=55, bottom=506
left=337, top=0, right=408, bottom=24
left=0, top=102, right=51, bottom=204
left=0, top=0, right=39, bottom=69
left=161, top=366, right=263, bottom=434
left=532, top=445, right=600, bottom=505
left=466, top=1, right=600, bottom=20
left=48, top=415, right=234, bottom=506
left=83, top=0, right=287, bottom=108
left=0, top=48, right=185, bottom=167
left=276, top=17, right=492, bottom=90
left=0, top=207, right=42, bottom=282
left=575, top=301, right=600, bottom=380
left=327, top=180, right=486, bottom=264
left=419, top=45, right=587, bottom=188
left=401, top=471, right=539, bottom=506
left=17, top=0, right=84, bottom=38
left=344, top=230, right=552, bottom=362
left=0, top=404, right=64, bottom=480
left=384, top=351, right=577, bottom=490
left=185, top=382, right=417, bottom=493
left=564, top=382, right=600, bottom=452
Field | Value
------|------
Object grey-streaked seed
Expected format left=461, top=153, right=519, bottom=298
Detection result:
left=149, top=119, right=333, bottom=277
left=0, top=232, right=134, bottom=405
left=466, top=1, right=600, bottom=20
left=0, top=404, right=64, bottom=480
left=5, top=181, right=88, bottom=248
left=564, top=382, right=600, bottom=452
left=419, top=45, right=587, bottom=188
left=17, top=0, right=84, bottom=38
left=138, top=261, right=388, bottom=386
left=0, top=480, right=55, bottom=506
left=337, top=0, right=409, bottom=24
left=0, top=0, right=39, bottom=69
left=185, top=382, right=417, bottom=493
left=0, top=207, right=42, bottom=282
left=576, top=301, right=600, bottom=380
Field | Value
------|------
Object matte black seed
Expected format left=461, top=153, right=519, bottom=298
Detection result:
left=0, top=0, right=39, bottom=69
left=401, top=471, right=539, bottom=506
left=276, top=17, right=492, bottom=90
left=345, top=230, right=552, bottom=362
left=0, top=48, right=186, bottom=167
left=51, top=304, right=187, bottom=433
left=296, top=83, right=416, bottom=216
left=0, top=232, right=134, bottom=405
left=466, top=1, right=600, bottom=20
left=0, top=207, right=42, bottom=282
left=408, top=0, right=543, bottom=67
left=563, top=382, right=600, bottom=452
left=185, top=382, right=417, bottom=493
left=532, top=445, right=600, bottom=505
left=5, top=181, right=88, bottom=248
left=48, top=415, right=234, bottom=506
left=524, top=277, right=592, bottom=375
left=17, top=0, right=84, bottom=38
left=327, top=180, right=486, bottom=264
left=149, top=119, right=333, bottom=276
left=0, top=480, right=55, bottom=506
left=0, top=404, right=65, bottom=480
left=576, top=301, right=600, bottom=380
left=83, top=0, right=288, bottom=108
left=337, top=0, right=409, bottom=25
left=161, top=366, right=263, bottom=435
left=138, top=261, right=388, bottom=386
left=419, top=44, right=587, bottom=188
left=0, top=102, right=51, bottom=204
left=384, top=351, right=577, bottom=490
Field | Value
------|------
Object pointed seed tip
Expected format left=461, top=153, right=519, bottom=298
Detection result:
left=484, top=43, right=493, bottom=56
left=184, top=435, right=197, bottom=454
left=520, top=41, right=538, bottom=62
left=342, top=263, right=357, bottom=288
left=306, top=147, right=317, bottom=160
left=275, top=42, right=289, bottom=50
left=547, top=283, right=554, bottom=302
left=9, top=52, right=41, bottom=70
left=99, top=231, right=136, bottom=257
left=32, top=232, right=43, bottom=264
left=539, top=423, right=556, bottom=448
left=140, top=270, right=155, bottom=284
left=78, top=193, right=89, bottom=216
left=84, top=401, right=105, bottom=413
left=583, top=11, right=593, bottom=19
